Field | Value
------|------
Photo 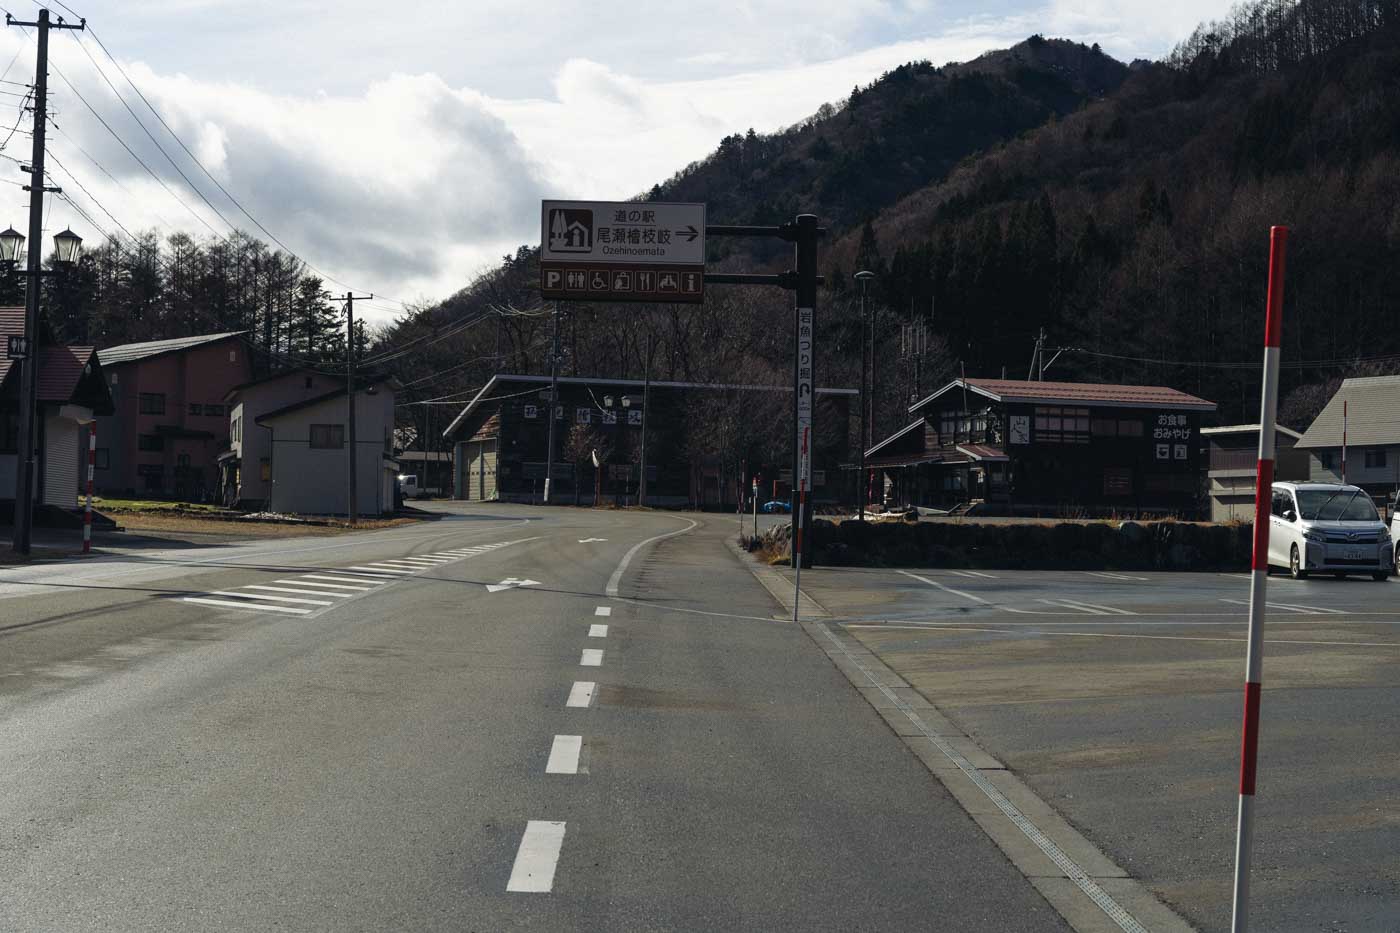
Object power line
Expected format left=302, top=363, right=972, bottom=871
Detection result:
left=1056, top=346, right=1400, bottom=371
left=71, top=25, right=409, bottom=309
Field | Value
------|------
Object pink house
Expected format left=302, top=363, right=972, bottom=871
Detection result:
left=94, top=332, right=252, bottom=498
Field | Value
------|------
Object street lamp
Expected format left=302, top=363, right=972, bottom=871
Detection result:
left=0, top=226, right=22, bottom=263
left=53, top=227, right=82, bottom=264
left=855, top=270, right=875, bottom=522
left=9, top=225, right=84, bottom=555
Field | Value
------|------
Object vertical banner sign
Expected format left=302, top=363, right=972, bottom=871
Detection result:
left=82, top=421, right=96, bottom=554
left=795, top=306, right=815, bottom=489
left=1231, top=225, right=1288, bottom=933
left=792, top=305, right=815, bottom=622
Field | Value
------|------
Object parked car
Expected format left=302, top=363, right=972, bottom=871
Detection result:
left=1268, top=482, right=1392, bottom=580
left=1393, top=493, right=1400, bottom=572
left=760, top=499, right=791, bottom=514
left=397, top=474, right=422, bottom=499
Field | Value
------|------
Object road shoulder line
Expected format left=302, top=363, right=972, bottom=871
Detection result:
left=724, top=538, right=1193, bottom=933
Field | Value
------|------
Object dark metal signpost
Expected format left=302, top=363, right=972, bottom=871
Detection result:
left=539, top=201, right=821, bottom=606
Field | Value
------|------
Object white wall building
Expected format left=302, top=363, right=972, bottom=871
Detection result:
left=222, top=369, right=347, bottom=508
left=253, top=378, right=399, bottom=516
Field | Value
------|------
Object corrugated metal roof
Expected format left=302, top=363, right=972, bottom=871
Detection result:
left=1296, top=375, right=1400, bottom=448
left=956, top=443, right=1009, bottom=461
left=911, top=378, right=1216, bottom=412
left=97, top=330, right=246, bottom=366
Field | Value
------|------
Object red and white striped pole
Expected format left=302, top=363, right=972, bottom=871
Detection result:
left=1231, top=225, right=1288, bottom=933
left=82, top=421, right=96, bottom=554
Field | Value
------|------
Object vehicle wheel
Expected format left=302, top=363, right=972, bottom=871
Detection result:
left=1289, top=545, right=1309, bottom=580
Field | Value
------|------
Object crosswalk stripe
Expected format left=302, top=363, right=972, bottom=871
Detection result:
left=366, top=563, right=423, bottom=571
left=277, top=578, right=367, bottom=591
left=294, top=574, right=375, bottom=588
left=347, top=566, right=412, bottom=575
left=378, top=560, right=436, bottom=567
left=248, top=584, right=351, bottom=599
left=334, top=568, right=400, bottom=578
left=184, top=597, right=313, bottom=615
left=298, top=575, right=376, bottom=589
left=210, top=590, right=334, bottom=606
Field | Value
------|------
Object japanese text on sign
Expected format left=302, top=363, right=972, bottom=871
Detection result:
left=795, top=306, right=814, bottom=490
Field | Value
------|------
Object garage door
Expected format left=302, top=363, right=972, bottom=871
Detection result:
left=480, top=440, right=497, bottom=500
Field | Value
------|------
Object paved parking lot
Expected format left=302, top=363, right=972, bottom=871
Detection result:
left=783, top=566, right=1400, bottom=933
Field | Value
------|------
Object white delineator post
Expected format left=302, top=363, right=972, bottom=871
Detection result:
left=1231, top=224, right=1288, bottom=933
left=82, top=421, right=96, bottom=554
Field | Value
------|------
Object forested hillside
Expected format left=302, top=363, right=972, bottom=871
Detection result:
left=35, top=0, right=1400, bottom=456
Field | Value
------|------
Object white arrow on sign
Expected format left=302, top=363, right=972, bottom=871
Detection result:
left=486, top=578, right=541, bottom=593
left=578, top=538, right=607, bottom=543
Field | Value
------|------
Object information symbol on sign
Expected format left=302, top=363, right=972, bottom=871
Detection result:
left=613, top=271, right=633, bottom=291
left=590, top=270, right=609, bottom=291
left=658, top=272, right=679, bottom=292
left=636, top=270, right=654, bottom=292
left=1174, top=444, right=1188, bottom=460
left=548, top=208, right=593, bottom=252
left=1155, top=443, right=1170, bottom=460
left=681, top=272, right=700, bottom=294
left=565, top=270, right=587, bottom=290
left=544, top=269, right=562, bottom=290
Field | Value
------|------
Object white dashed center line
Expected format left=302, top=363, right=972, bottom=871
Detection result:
left=594, top=606, right=612, bottom=616
left=566, top=681, right=596, bottom=708
left=545, top=735, right=583, bottom=774
left=588, top=624, right=608, bottom=638
left=506, top=821, right=566, bottom=893
left=580, top=648, right=603, bottom=667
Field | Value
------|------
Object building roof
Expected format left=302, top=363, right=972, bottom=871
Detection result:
left=1201, top=423, right=1304, bottom=440
left=224, top=367, right=345, bottom=401
left=956, top=443, right=1009, bottom=462
left=443, top=373, right=860, bottom=439
left=910, top=378, right=1216, bottom=413
left=97, top=331, right=246, bottom=367
left=865, top=420, right=925, bottom=458
left=1296, top=374, right=1400, bottom=449
left=255, top=378, right=399, bottom=424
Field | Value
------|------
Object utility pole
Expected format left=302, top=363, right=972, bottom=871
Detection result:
left=8, top=8, right=83, bottom=555
left=543, top=302, right=561, bottom=504
left=344, top=291, right=371, bottom=523
left=639, top=330, right=653, bottom=507
left=855, top=271, right=875, bottom=521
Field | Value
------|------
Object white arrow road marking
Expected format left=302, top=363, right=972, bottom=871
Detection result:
left=578, top=538, right=607, bottom=543
left=566, top=681, right=596, bottom=708
left=486, top=578, right=541, bottom=593
left=507, top=821, right=566, bottom=893
left=545, top=735, right=582, bottom=775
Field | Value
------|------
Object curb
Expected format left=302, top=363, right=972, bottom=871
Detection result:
left=723, top=534, right=1196, bottom=933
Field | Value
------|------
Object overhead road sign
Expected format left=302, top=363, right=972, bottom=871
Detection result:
left=540, top=200, right=705, bottom=304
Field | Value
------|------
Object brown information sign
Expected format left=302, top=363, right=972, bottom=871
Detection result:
left=540, top=199, right=705, bottom=303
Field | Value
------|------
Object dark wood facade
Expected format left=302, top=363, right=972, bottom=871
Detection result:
left=867, top=378, right=1217, bottom=518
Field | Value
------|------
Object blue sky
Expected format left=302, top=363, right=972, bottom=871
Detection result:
left=0, top=0, right=1226, bottom=320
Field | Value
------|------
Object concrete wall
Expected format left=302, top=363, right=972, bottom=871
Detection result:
left=264, top=386, right=395, bottom=516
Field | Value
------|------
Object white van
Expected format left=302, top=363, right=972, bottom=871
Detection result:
left=1268, top=482, right=1392, bottom=581
left=397, top=474, right=421, bottom=499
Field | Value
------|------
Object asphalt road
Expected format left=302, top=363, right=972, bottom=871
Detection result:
left=782, top=563, right=1400, bottom=933
left=0, top=503, right=1070, bottom=932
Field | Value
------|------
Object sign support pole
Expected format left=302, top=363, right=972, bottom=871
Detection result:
left=82, top=421, right=95, bottom=554
left=1230, top=224, right=1288, bottom=933
left=544, top=302, right=561, bottom=504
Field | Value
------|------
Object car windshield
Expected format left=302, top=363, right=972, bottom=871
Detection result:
left=1296, top=488, right=1380, bottom=522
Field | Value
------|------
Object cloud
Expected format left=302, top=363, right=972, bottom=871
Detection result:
left=0, top=0, right=1216, bottom=324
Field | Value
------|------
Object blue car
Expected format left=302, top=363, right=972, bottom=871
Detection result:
left=760, top=500, right=791, bottom=514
